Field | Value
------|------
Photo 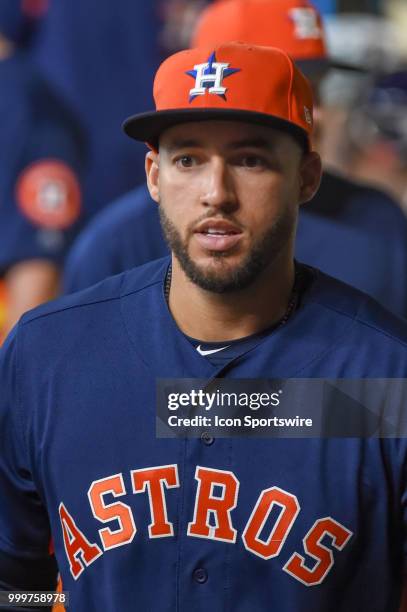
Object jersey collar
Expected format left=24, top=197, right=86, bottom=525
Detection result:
left=120, top=257, right=362, bottom=380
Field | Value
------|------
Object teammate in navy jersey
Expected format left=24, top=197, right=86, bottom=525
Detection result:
left=0, top=2, right=86, bottom=335
left=1, top=42, right=407, bottom=611
left=31, top=0, right=162, bottom=218
left=64, top=0, right=407, bottom=318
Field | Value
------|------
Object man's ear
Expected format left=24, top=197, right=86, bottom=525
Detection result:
left=299, top=151, right=323, bottom=204
left=145, top=150, right=160, bottom=204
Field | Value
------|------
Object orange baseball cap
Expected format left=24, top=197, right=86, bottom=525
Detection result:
left=191, top=0, right=356, bottom=74
left=123, top=42, right=313, bottom=151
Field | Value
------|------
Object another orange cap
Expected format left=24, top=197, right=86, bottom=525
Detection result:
left=123, top=42, right=313, bottom=150
left=192, top=0, right=326, bottom=63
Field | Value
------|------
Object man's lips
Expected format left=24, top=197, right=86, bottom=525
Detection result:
left=193, top=219, right=243, bottom=252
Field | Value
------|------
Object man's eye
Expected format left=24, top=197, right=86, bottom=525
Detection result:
left=240, top=155, right=266, bottom=168
left=175, top=155, right=195, bottom=168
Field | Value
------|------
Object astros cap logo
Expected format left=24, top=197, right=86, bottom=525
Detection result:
left=16, top=160, right=81, bottom=230
left=123, top=42, right=314, bottom=152
left=187, top=51, right=240, bottom=101
left=289, top=7, right=322, bottom=40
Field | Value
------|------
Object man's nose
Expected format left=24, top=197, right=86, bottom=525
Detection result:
left=200, top=158, right=238, bottom=212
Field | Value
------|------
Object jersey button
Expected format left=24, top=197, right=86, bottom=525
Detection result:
left=193, top=568, right=208, bottom=584
left=201, top=431, right=215, bottom=446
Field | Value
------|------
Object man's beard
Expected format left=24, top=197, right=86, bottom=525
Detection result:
left=159, top=205, right=296, bottom=294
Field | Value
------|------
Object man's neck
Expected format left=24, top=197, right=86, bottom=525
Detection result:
left=168, top=253, right=295, bottom=342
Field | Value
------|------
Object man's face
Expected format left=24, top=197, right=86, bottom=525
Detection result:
left=146, top=120, right=319, bottom=292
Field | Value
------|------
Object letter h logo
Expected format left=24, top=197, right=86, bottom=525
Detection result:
left=289, top=8, right=322, bottom=39
left=186, top=52, right=240, bottom=102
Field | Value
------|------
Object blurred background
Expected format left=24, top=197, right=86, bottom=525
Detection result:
left=0, top=0, right=406, bottom=343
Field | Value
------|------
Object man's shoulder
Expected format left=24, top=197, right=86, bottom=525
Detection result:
left=63, top=183, right=167, bottom=292
left=308, top=267, right=407, bottom=348
left=72, top=185, right=155, bottom=250
left=309, top=170, right=406, bottom=231
left=22, top=256, right=169, bottom=328
left=87, top=185, right=153, bottom=232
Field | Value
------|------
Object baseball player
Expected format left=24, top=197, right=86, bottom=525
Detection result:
left=0, top=0, right=86, bottom=336
left=31, top=0, right=162, bottom=217
left=344, top=69, right=407, bottom=210
left=1, top=41, right=407, bottom=611
left=63, top=0, right=407, bottom=319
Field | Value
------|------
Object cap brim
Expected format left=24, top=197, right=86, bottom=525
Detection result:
left=123, top=108, right=309, bottom=151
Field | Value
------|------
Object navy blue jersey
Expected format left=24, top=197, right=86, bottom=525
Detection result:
left=0, top=52, right=86, bottom=273
left=32, top=0, right=162, bottom=217
left=64, top=171, right=407, bottom=316
left=1, top=257, right=407, bottom=610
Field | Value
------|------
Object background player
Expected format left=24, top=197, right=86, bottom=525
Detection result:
left=31, top=0, right=163, bottom=217
left=0, top=0, right=86, bottom=336
left=341, top=69, right=407, bottom=210
left=1, top=42, right=407, bottom=610
left=63, top=0, right=407, bottom=319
